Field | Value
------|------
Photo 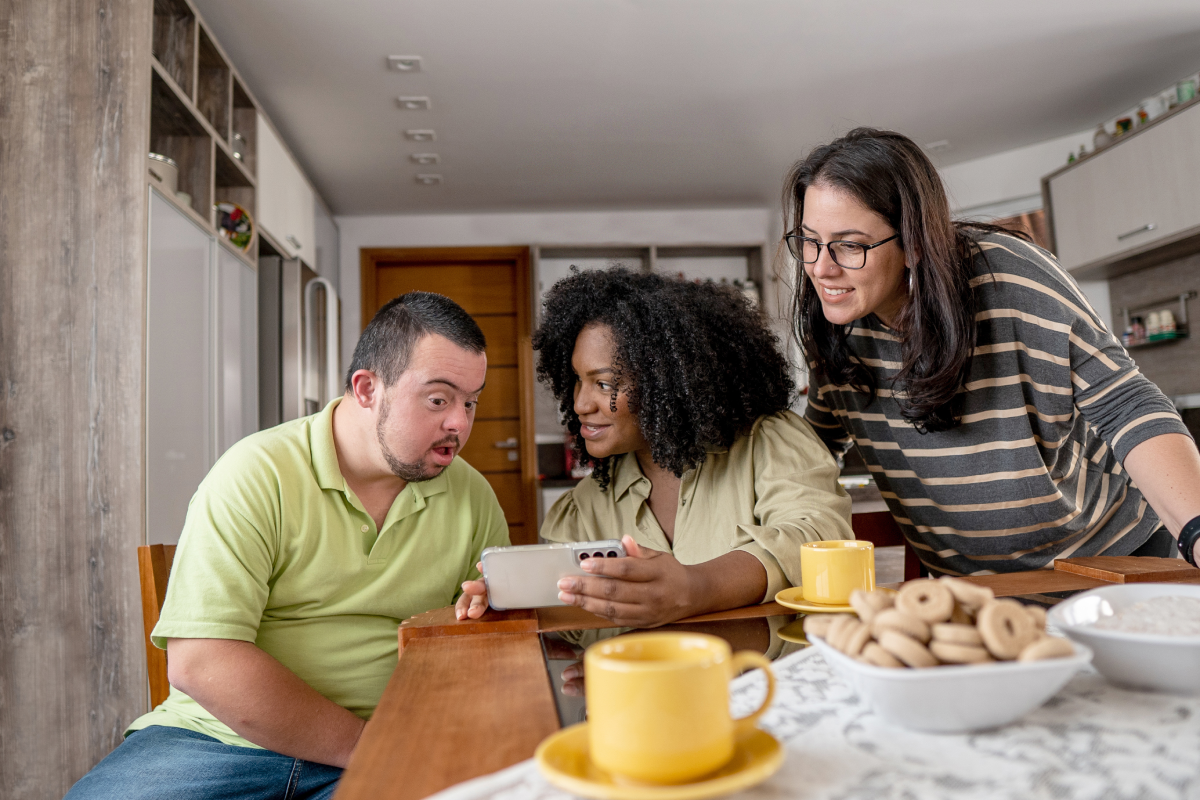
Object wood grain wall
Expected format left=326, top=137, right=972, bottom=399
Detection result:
left=0, top=1, right=152, bottom=796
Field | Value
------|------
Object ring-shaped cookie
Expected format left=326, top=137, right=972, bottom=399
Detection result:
left=826, top=615, right=857, bottom=650
left=977, top=599, right=1038, bottom=660
left=1018, top=636, right=1075, bottom=662
left=802, top=614, right=836, bottom=639
left=930, top=640, right=992, bottom=664
left=939, top=576, right=995, bottom=610
left=877, top=629, right=938, bottom=668
left=841, top=621, right=873, bottom=657
left=871, top=608, right=931, bottom=643
left=861, top=642, right=904, bottom=668
left=1024, top=604, right=1047, bottom=631
left=931, top=622, right=983, bottom=646
left=895, top=579, right=956, bottom=624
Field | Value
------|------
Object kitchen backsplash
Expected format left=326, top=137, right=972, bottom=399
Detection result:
left=1108, top=252, right=1200, bottom=400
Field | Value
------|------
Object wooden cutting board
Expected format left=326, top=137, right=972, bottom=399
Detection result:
left=1053, top=556, right=1200, bottom=583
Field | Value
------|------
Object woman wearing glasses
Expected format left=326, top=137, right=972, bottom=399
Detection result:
left=785, top=127, right=1200, bottom=574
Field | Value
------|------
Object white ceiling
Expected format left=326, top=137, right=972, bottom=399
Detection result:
left=193, top=0, right=1200, bottom=216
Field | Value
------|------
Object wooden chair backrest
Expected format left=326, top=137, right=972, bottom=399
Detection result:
left=137, top=544, right=176, bottom=709
left=851, top=510, right=922, bottom=582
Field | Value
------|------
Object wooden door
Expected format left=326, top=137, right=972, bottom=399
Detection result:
left=361, top=247, right=538, bottom=545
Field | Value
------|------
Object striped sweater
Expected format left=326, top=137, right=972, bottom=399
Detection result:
left=804, top=232, right=1190, bottom=575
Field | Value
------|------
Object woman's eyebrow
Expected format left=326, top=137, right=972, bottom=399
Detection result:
left=799, top=223, right=870, bottom=237
left=585, top=368, right=614, bottom=376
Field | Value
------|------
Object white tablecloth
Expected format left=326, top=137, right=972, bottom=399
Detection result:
left=430, top=645, right=1200, bottom=800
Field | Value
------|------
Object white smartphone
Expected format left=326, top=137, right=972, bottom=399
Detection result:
left=480, top=540, right=626, bottom=610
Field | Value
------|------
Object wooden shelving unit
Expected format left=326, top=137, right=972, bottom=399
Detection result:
left=148, top=0, right=258, bottom=252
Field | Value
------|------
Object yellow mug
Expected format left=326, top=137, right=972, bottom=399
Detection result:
left=584, top=632, right=775, bottom=785
left=800, top=540, right=875, bottom=605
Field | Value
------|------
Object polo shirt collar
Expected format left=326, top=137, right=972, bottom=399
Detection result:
left=310, top=398, right=451, bottom=501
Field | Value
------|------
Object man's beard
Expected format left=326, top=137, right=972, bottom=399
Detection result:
left=376, top=396, right=458, bottom=482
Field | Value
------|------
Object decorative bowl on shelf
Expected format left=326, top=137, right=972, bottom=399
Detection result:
left=214, top=201, right=254, bottom=252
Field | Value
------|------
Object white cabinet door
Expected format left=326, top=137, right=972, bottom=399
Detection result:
left=257, top=115, right=316, bottom=265
left=1050, top=102, right=1200, bottom=270
left=147, top=190, right=213, bottom=545
left=216, top=244, right=259, bottom=455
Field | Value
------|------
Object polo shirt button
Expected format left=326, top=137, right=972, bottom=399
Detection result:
left=361, top=524, right=369, bottom=532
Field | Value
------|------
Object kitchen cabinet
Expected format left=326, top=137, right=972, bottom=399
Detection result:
left=257, top=115, right=316, bottom=266
left=146, top=190, right=214, bottom=545
left=146, top=189, right=259, bottom=545
left=1044, top=100, right=1200, bottom=278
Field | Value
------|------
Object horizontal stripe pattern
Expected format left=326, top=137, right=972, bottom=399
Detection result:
left=806, top=232, right=1189, bottom=575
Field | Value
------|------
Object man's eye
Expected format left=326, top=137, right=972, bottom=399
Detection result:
left=465, top=401, right=477, bottom=411
left=430, top=397, right=446, bottom=406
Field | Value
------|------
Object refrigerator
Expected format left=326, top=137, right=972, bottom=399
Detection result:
left=259, top=255, right=341, bottom=428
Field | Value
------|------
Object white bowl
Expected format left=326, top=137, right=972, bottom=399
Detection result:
left=811, top=636, right=1091, bottom=733
left=1047, top=583, right=1200, bottom=695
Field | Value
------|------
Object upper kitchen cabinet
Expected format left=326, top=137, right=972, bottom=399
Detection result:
left=1044, top=99, right=1200, bottom=280
left=257, top=116, right=316, bottom=266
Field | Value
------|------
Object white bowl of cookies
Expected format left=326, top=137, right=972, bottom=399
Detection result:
left=806, top=577, right=1092, bottom=733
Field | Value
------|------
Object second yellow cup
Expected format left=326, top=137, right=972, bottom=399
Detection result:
left=800, top=540, right=875, bottom=605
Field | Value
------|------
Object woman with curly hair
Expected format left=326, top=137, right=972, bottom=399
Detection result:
left=458, top=268, right=852, bottom=627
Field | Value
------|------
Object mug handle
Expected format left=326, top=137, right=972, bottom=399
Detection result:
left=729, top=651, right=775, bottom=736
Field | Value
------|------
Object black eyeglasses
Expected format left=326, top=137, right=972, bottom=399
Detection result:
left=783, top=232, right=900, bottom=270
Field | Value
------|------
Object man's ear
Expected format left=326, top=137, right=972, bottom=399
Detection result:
left=349, top=370, right=382, bottom=409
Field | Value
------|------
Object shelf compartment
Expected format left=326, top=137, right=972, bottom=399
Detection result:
left=215, top=146, right=256, bottom=253
left=152, top=0, right=195, bottom=98
left=231, top=78, right=257, bottom=176
left=196, top=25, right=231, bottom=142
left=150, top=68, right=213, bottom=220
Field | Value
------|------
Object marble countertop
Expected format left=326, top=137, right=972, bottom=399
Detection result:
left=430, top=645, right=1200, bottom=800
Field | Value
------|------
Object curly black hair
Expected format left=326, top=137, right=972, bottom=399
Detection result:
left=532, top=268, right=795, bottom=490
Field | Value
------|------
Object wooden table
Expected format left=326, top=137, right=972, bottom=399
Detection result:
left=334, top=557, right=1200, bottom=800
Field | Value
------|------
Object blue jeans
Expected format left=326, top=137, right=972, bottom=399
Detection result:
left=64, top=726, right=342, bottom=800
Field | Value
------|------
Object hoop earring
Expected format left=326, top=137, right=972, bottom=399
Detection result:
left=907, top=267, right=914, bottom=294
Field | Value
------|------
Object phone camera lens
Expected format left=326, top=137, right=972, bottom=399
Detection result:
left=592, top=553, right=603, bottom=559
left=579, top=553, right=590, bottom=559
left=605, top=551, right=618, bottom=557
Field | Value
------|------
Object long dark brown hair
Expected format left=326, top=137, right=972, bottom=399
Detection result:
left=784, top=127, right=1019, bottom=432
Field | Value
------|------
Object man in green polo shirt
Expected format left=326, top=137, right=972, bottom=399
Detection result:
left=67, top=292, right=510, bottom=800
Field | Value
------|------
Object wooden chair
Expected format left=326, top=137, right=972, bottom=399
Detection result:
left=852, top=511, right=922, bottom=582
left=137, top=544, right=176, bottom=709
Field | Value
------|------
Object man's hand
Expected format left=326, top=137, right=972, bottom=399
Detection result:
left=166, top=638, right=365, bottom=768
left=455, top=562, right=489, bottom=620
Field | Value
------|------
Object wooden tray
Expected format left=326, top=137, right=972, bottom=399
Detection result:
left=1053, top=556, right=1200, bottom=583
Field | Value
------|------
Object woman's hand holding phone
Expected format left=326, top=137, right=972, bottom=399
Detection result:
left=555, top=535, right=696, bottom=628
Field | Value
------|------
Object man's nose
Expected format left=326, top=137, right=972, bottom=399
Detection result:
left=444, top=403, right=469, bottom=432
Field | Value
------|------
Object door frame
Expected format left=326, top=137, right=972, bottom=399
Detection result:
left=360, top=246, right=539, bottom=543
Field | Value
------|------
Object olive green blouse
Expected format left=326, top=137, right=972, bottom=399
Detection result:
left=541, top=410, right=854, bottom=601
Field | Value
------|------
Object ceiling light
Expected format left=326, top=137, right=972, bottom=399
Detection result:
left=410, top=153, right=440, bottom=165
left=387, top=55, right=423, bottom=72
left=404, top=129, right=436, bottom=142
left=925, top=139, right=951, bottom=153
left=415, top=174, right=443, bottom=185
left=396, top=96, right=432, bottom=110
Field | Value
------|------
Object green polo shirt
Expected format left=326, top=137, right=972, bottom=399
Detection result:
left=127, top=399, right=509, bottom=748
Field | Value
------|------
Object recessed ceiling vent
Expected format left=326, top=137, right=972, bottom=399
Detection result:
left=397, top=96, right=432, bottom=110
left=404, top=129, right=436, bottom=142
left=388, top=55, right=423, bottom=72
left=925, top=139, right=951, bottom=153
left=415, top=174, right=443, bottom=185
left=410, top=153, right=440, bottom=165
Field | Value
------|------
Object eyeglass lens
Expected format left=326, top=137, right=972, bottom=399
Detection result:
left=790, top=237, right=867, bottom=269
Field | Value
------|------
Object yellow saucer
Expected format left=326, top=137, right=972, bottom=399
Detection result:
left=535, top=723, right=784, bottom=800
left=776, top=619, right=810, bottom=645
left=774, top=586, right=896, bottom=614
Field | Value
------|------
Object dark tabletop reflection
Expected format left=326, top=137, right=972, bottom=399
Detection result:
left=540, top=614, right=803, bottom=728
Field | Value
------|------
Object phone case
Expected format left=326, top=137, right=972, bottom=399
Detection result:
left=481, top=540, right=626, bottom=610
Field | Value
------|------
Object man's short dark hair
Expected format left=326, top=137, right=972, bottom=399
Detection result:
left=345, top=292, right=486, bottom=390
